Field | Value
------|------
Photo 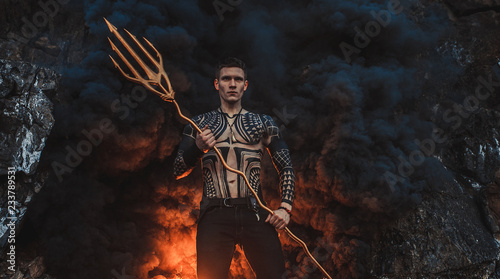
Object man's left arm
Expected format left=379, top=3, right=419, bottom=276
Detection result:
left=261, top=115, right=295, bottom=229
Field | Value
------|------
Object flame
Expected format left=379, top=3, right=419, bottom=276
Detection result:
left=137, top=184, right=256, bottom=278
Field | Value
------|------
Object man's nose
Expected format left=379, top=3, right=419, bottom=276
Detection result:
left=229, top=78, right=236, bottom=87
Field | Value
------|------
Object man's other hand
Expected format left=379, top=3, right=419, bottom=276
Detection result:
left=196, top=125, right=216, bottom=152
left=265, top=208, right=290, bottom=230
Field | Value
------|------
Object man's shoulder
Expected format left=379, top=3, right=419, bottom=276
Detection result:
left=248, top=112, right=276, bottom=127
left=242, top=110, right=273, bottom=121
left=241, top=111, right=279, bottom=138
left=191, top=109, right=220, bottom=123
left=246, top=112, right=279, bottom=138
left=182, top=110, right=220, bottom=136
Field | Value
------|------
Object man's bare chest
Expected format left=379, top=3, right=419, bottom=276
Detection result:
left=201, top=112, right=267, bottom=147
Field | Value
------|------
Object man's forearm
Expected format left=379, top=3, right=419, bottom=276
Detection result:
left=174, top=128, right=204, bottom=179
left=269, top=147, right=295, bottom=206
left=279, top=164, right=295, bottom=206
left=173, top=146, right=203, bottom=179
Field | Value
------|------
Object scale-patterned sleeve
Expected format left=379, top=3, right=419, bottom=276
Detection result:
left=262, top=114, right=295, bottom=206
left=173, top=122, right=204, bottom=179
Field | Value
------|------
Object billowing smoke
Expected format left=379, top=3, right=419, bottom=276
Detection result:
left=25, top=0, right=457, bottom=278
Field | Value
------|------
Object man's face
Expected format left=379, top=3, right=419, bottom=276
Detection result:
left=214, top=67, right=248, bottom=105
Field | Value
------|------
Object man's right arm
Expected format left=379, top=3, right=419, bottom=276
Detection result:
left=174, top=122, right=217, bottom=180
left=173, top=124, right=204, bottom=179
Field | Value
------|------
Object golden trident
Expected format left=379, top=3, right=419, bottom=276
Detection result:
left=104, top=17, right=332, bottom=279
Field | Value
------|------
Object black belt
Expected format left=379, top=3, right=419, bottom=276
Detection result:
left=206, top=197, right=255, bottom=208
left=197, top=196, right=263, bottom=223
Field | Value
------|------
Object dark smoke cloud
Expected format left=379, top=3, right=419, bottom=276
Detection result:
left=25, top=0, right=458, bottom=278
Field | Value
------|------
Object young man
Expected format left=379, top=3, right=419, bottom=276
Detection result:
left=173, top=57, right=295, bottom=279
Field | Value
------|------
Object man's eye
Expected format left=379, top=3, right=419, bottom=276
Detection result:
left=235, top=78, right=244, bottom=81
left=222, top=77, right=230, bottom=81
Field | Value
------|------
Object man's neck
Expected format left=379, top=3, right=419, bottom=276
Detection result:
left=220, top=102, right=242, bottom=117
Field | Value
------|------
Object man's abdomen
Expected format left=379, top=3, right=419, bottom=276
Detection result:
left=202, top=146, right=263, bottom=198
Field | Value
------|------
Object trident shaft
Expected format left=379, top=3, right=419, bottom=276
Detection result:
left=104, top=17, right=332, bottom=279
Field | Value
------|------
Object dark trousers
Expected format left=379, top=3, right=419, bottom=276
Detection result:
left=196, top=206, right=286, bottom=279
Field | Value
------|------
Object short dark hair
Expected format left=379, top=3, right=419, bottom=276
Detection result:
left=215, top=57, right=247, bottom=80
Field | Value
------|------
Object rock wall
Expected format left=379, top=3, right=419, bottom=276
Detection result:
left=368, top=0, right=500, bottom=277
left=0, top=59, right=58, bottom=278
left=370, top=180, right=500, bottom=278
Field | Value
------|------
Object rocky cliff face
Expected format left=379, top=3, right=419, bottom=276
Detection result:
left=368, top=1, right=500, bottom=277
left=0, top=60, right=58, bottom=278
left=370, top=180, right=500, bottom=278
left=1, top=1, right=500, bottom=279
left=0, top=60, right=57, bottom=175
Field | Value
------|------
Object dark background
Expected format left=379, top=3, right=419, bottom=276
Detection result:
left=1, top=0, right=500, bottom=278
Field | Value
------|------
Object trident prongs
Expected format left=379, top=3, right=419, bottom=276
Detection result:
left=104, top=17, right=175, bottom=101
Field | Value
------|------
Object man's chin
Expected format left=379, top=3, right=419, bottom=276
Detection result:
left=223, top=97, right=240, bottom=104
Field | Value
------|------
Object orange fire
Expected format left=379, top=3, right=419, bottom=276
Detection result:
left=137, top=185, right=257, bottom=278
